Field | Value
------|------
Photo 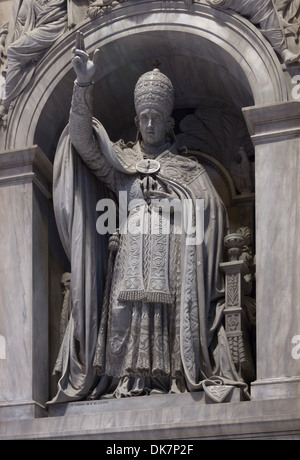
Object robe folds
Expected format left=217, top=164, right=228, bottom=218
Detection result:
left=49, top=120, right=248, bottom=404
left=2, top=0, right=67, bottom=106
left=208, top=0, right=287, bottom=51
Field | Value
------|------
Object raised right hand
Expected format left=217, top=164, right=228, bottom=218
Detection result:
left=72, top=31, right=101, bottom=85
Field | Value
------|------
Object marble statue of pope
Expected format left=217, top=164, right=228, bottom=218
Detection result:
left=49, top=32, right=249, bottom=403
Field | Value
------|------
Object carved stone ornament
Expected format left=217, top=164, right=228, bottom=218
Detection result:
left=134, top=68, right=175, bottom=116
left=87, top=0, right=194, bottom=19
left=224, top=233, right=244, bottom=261
left=202, top=380, right=235, bottom=403
left=86, top=0, right=300, bottom=62
left=87, top=0, right=125, bottom=19
left=136, top=159, right=161, bottom=174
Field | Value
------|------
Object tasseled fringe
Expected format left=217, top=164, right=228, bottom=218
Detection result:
left=118, top=290, right=147, bottom=302
left=145, top=291, right=174, bottom=305
left=118, top=290, right=174, bottom=305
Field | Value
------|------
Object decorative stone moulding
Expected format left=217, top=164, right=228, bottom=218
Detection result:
left=224, top=233, right=245, bottom=261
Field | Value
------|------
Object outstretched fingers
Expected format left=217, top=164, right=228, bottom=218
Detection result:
left=73, top=49, right=89, bottom=62
left=75, top=31, right=86, bottom=52
left=72, top=31, right=89, bottom=62
left=72, top=55, right=87, bottom=75
left=93, top=48, right=102, bottom=66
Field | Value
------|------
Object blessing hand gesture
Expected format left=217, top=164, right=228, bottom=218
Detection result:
left=72, top=31, right=101, bottom=85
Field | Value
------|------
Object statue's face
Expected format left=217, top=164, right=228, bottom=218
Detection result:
left=137, top=108, right=168, bottom=146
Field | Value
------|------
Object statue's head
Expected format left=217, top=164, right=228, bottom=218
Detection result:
left=134, top=68, right=175, bottom=146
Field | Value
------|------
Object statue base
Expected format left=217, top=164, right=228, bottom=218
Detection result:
left=1, top=391, right=300, bottom=439
left=47, top=387, right=244, bottom=418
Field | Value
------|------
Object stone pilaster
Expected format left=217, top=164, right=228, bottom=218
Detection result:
left=0, top=146, right=52, bottom=420
left=243, top=101, right=300, bottom=400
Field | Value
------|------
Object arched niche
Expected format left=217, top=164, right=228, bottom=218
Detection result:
left=2, top=0, right=282, bottom=400
left=3, top=0, right=288, bottom=156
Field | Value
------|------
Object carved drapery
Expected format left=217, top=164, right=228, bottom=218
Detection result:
left=275, top=0, right=300, bottom=54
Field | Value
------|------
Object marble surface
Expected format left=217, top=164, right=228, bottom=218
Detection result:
left=244, top=101, right=300, bottom=385
left=0, top=0, right=13, bottom=26
left=1, top=0, right=287, bottom=155
left=0, top=0, right=299, bottom=440
left=0, top=147, right=52, bottom=415
left=48, top=390, right=244, bottom=417
left=0, top=394, right=299, bottom=439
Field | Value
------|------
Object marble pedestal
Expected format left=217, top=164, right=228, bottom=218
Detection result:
left=0, top=392, right=299, bottom=440
left=0, top=146, right=52, bottom=421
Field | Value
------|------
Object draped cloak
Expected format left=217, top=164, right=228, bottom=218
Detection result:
left=49, top=120, right=247, bottom=404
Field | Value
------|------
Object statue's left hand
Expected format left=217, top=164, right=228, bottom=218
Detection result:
left=72, top=31, right=101, bottom=85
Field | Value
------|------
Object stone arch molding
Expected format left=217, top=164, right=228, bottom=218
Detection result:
left=4, top=0, right=288, bottom=150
